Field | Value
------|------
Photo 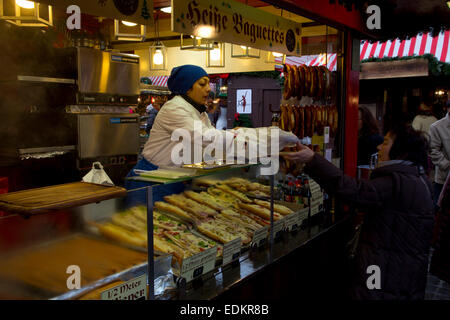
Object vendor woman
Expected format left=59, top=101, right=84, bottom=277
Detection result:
left=125, top=64, right=297, bottom=203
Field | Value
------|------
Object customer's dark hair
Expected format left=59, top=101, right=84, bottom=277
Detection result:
left=388, top=125, right=429, bottom=170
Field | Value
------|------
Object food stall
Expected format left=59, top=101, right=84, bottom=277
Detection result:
left=0, top=0, right=373, bottom=300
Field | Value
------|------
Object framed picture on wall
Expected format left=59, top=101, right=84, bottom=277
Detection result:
left=236, top=89, right=252, bottom=114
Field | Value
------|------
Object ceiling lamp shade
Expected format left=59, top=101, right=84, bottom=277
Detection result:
left=206, top=42, right=225, bottom=67
left=180, top=34, right=214, bottom=51
left=231, top=44, right=260, bottom=58
left=113, top=19, right=146, bottom=41
left=121, top=20, right=137, bottom=27
left=0, top=0, right=53, bottom=27
left=149, top=41, right=167, bottom=70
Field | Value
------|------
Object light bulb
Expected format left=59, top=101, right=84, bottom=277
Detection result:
left=197, top=26, right=213, bottom=38
left=160, top=6, right=172, bottom=13
left=190, top=35, right=202, bottom=40
left=272, top=52, right=283, bottom=57
left=16, top=0, right=35, bottom=9
left=122, top=21, right=137, bottom=27
left=210, top=48, right=221, bottom=61
left=153, top=49, right=164, bottom=65
left=240, top=46, right=248, bottom=50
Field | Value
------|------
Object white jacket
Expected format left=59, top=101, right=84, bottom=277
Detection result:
left=429, top=113, right=450, bottom=184
left=142, top=95, right=298, bottom=167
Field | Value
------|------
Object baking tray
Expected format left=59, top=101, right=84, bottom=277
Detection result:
left=0, top=233, right=154, bottom=300
left=53, top=253, right=174, bottom=300
left=182, top=161, right=232, bottom=170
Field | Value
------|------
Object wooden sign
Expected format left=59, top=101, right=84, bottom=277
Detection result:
left=360, top=58, right=429, bottom=80
left=172, top=0, right=302, bottom=56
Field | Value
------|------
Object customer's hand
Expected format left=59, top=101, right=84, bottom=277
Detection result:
left=281, top=142, right=315, bottom=164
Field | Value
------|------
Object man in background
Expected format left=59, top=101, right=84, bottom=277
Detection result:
left=413, top=101, right=438, bottom=140
left=429, top=100, right=450, bottom=206
left=145, top=97, right=161, bottom=135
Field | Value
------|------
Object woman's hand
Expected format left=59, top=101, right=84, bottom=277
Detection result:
left=281, top=142, right=315, bottom=164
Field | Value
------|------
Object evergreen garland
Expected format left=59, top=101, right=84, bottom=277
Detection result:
left=235, top=70, right=282, bottom=79
left=361, top=54, right=450, bottom=76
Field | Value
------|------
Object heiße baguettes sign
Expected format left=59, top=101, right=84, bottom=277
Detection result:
left=172, top=0, right=302, bottom=56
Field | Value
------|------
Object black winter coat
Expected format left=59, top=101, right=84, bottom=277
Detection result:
left=430, top=178, right=450, bottom=283
left=305, top=154, right=435, bottom=300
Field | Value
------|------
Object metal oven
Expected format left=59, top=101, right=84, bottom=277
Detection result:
left=0, top=41, right=141, bottom=189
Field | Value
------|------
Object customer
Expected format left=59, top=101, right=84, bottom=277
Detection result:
left=357, top=106, right=383, bottom=165
left=429, top=100, right=450, bottom=206
left=430, top=173, right=450, bottom=284
left=283, top=125, right=435, bottom=300
left=412, top=101, right=438, bottom=139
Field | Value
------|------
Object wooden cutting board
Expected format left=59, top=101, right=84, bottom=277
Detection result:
left=0, top=182, right=127, bottom=216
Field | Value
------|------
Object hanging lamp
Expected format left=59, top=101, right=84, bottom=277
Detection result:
left=113, top=19, right=146, bottom=41
left=231, top=44, right=260, bottom=58
left=149, top=12, right=167, bottom=70
left=0, top=0, right=52, bottom=27
left=206, top=42, right=225, bottom=67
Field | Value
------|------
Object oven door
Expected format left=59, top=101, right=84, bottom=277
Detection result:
left=77, top=114, right=139, bottom=159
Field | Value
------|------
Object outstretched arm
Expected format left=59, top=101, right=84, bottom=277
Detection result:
left=283, top=143, right=391, bottom=208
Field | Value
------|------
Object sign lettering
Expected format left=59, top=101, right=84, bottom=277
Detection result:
left=101, top=275, right=147, bottom=300
left=222, top=237, right=241, bottom=265
left=272, top=218, right=285, bottom=238
left=252, top=226, right=269, bottom=247
left=173, top=0, right=302, bottom=55
left=284, top=211, right=300, bottom=232
left=180, top=246, right=217, bottom=282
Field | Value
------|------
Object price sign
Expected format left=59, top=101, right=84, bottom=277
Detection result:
left=298, top=207, right=309, bottom=221
left=180, top=246, right=217, bottom=282
left=325, top=148, right=332, bottom=162
left=101, top=275, right=147, bottom=300
left=222, top=237, right=241, bottom=265
left=311, top=191, right=323, bottom=203
left=310, top=199, right=322, bottom=216
left=272, top=219, right=285, bottom=239
left=251, top=226, right=269, bottom=247
left=324, top=126, right=330, bottom=144
left=284, top=211, right=300, bottom=232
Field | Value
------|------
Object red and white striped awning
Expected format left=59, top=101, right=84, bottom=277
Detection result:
left=360, top=30, right=450, bottom=62
left=148, top=76, right=169, bottom=87
left=275, top=53, right=338, bottom=71
left=275, top=30, right=449, bottom=74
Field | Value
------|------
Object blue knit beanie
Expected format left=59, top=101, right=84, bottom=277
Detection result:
left=167, top=65, right=209, bottom=95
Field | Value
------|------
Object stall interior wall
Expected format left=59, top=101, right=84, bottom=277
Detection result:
left=227, top=76, right=282, bottom=128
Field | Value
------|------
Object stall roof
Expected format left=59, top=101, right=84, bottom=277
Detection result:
left=360, top=30, right=450, bottom=63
